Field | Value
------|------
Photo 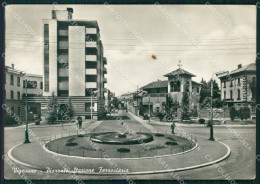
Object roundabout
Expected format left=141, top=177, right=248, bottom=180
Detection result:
left=44, top=132, right=196, bottom=158
left=7, top=131, right=230, bottom=175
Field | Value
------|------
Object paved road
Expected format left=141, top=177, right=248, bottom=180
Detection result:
left=3, top=110, right=256, bottom=180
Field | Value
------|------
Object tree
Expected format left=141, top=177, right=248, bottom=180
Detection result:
left=46, top=92, right=59, bottom=124
left=65, top=97, right=74, bottom=122
left=229, top=106, right=236, bottom=121
left=200, top=79, right=221, bottom=107
left=165, top=95, right=179, bottom=120
left=181, top=92, right=190, bottom=120
left=111, top=97, right=120, bottom=109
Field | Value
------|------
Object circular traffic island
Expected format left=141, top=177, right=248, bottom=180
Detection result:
left=45, top=132, right=196, bottom=158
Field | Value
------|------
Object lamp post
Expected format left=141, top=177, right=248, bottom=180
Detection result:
left=209, top=78, right=215, bottom=141
left=209, top=71, right=229, bottom=141
left=24, top=78, right=30, bottom=144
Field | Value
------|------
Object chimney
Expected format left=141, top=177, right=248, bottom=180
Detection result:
left=238, top=64, right=242, bottom=69
left=11, top=64, right=14, bottom=69
left=67, top=8, right=73, bottom=19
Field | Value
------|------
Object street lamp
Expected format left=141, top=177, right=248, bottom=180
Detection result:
left=209, top=71, right=229, bottom=141
left=24, top=77, right=30, bottom=144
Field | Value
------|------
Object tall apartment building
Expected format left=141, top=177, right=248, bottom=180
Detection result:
left=41, top=8, right=107, bottom=119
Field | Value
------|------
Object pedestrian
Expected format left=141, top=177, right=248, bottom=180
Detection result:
left=77, top=116, right=82, bottom=129
left=171, top=122, right=175, bottom=134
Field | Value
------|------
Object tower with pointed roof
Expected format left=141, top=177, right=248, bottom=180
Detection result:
left=163, top=61, right=197, bottom=105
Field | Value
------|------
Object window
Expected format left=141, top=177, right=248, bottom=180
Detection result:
left=11, top=91, right=14, bottom=99
left=230, top=80, right=233, bottom=87
left=85, top=102, right=91, bottom=112
left=17, top=91, right=20, bottom=100
left=230, top=90, right=233, bottom=100
left=237, top=89, right=240, bottom=100
left=170, top=81, right=180, bottom=92
left=86, top=75, right=97, bottom=82
left=40, top=82, right=43, bottom=89
left=237, top=78, right=240, bottom=86
left=17, top=77, right=20, bottom=86
left=18, top=107, right=21, bottom=115
left=11, top=107, right=14, bottom=115
left=224, top=91, right=226, bottom=99
left=223, top=81, right=226, bottom=88
left=10, top=75, right=14, bottom=85
left=26, top=81, right=37, bottom=88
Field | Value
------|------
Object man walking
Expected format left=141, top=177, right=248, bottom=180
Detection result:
left=77, top=116, right=83, bottom=129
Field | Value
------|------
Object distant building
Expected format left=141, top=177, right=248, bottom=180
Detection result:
left=123, top=64, right=201, bottom=117
left=218, top=63, right=256, bottom=118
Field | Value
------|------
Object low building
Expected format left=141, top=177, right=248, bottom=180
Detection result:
left=5, top=65, right=43, bottom=120
left=124, top=65, right=201, bottom=117
left=5, top=64, right=24, bottom=118
left=218, top=63, right=256, bottom=118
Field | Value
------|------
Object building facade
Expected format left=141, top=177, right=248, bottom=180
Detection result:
left=5, top=65, right=43, bottom=120
left=5, top=65, right=24, bottom=118
left=124, top=66, right=201, bottom=117
left=31, top=8, right=108, bottom=120
left=218, top=63, right=256, bottom=118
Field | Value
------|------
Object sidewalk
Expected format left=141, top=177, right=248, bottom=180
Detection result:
left=128, top=112, right=256, bottom=128
left=4, top=120, right=97, bottom=130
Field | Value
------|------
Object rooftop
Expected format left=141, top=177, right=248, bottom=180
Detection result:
left=230, top=63, right=256, bottom=75
left=141, top=80, right=168, bottom=90
left=164, top=68, right=196, bottom=77
left=141, top=80, right=201, bottom=90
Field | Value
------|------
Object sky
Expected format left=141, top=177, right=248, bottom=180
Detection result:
left=5, top=4, right=256, bottom=96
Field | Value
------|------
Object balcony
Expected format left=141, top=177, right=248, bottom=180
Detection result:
left=86, top=82, right=97, bottom=88
left=58, top=68, right=68, bottom=77
left=104, top=78, right=107, bottom=83
left=86, top=55, right=97, bottom=62
left=58, top=30, right=68, bottom=36
left=142, top=93, right=167, bottom=104
left=86, top=41, right=97, bottom=48
left=103, top=67, right=107, bottom=74
left=86, top=69, right=97, bottom=75
left=86, top=28, right=97, bottom=34
left=58, top=41, right=68, bottom=50
left=58, top=82, right=68, bottom=90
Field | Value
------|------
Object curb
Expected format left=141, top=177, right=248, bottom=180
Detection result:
left=41, top=134, right=198, bottom=160
left=7, top=136, right=231, bottom=175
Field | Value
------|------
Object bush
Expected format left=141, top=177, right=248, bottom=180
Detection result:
left=4, top=114, right=17, bottom=125
left=158, top=112, right=164, bottom=122
left=198, top=118, right=205, bottom=124
left=239, top=106, right=250, bottom=121
left=230, top=106, right=236, bottom=121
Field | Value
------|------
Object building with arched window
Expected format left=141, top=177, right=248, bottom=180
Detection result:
left=139, top=67, right=201, bottom=116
